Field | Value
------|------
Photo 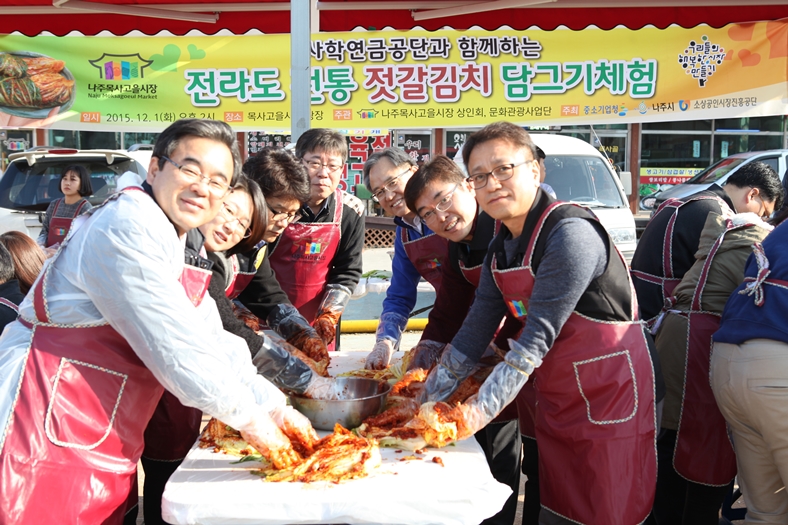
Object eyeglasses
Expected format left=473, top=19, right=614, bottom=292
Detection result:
left=267, top=203, right=303, bottom=223
left=468, top=160, right=533, bottom=189
left=371, top=168, right=411, bottom=202
left=218, top=202, right=252, bottom=239
left=303, top=159, right=344, bottom=175
left=162, top=156, right=231, bottom=198
left=421, top=184, right=460, bottom=223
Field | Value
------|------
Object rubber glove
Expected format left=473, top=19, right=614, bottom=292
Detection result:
left=365, top=338, right=395, bottom=370
left=314, top=285, right=352, bottom=345
left=303, top=375, right=345, bottom=400
left=239, top=409, right=302, bottom=470
left=251, top=335, right=315, bottom=395
left=269, top=405, right=320, bottom=457
left=407, top=339, right=446, bottom=371
left=419, top=343, right=479, bottom=403
left=267, top=303, right=329, bottom=367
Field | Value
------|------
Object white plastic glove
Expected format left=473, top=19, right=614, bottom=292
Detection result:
left=239, top=410, right=302, bottom=470
left=303, top=375, right=345, bottom=400
left=269, top=405, right=320, bottom=456
left=365, top=338, right=395, bottom=370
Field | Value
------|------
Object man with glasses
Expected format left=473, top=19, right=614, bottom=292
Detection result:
left=415, top=122, right=658, bottom=525
left=0, top=119, right=315, bottom=524
left=268, top=129, right=365, bottom=352
left=631, top=161, right=783, bottom=525
left=362, top=148, right=448, bottom=370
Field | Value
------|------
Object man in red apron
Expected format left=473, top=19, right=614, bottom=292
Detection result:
left=418, top=122, right=657, bottom=525
left=269, top=129, right=365, bottom=353
left=631, top=162, right=783, bottom=524
left=0, top=119, right=314, bottom=525
left=361, top=147, right=448, bottom=370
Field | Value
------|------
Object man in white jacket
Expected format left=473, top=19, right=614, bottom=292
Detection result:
left=0, top=119, right=313, bottom=525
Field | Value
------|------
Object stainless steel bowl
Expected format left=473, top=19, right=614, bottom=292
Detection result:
left=289, top=377, right=391, bottom=431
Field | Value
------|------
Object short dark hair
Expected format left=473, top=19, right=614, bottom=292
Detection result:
left=0, top=241, right=16, bottom=285
left=61, top=164, right=93, bottom=197
left=362, top=148, right=415, bottom=191
left=461, top=121, right=538, bottom=169
left=535, top=146, right=546, bottom=160
left=404, top=155, right=466, bottom=213
left=294, top=128, right=348, bottom=162
left=727, top=161, right=785, bottom=212
left=153, top=119, right=242, bottom=185
left=227, top=177, right=268, bottom=256
left=243, top=147, right=310, bottom=203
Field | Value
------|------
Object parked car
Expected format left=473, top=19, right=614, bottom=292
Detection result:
left=0, top=148, right=149, bottom=239
left=641, top=149, right=788, bottom=212
left=454, top=134, right=638, bottom=262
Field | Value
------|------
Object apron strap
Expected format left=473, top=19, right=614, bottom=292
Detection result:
left=51, top=198, right=62, bottom=217
left=0, top=297, right=18, bottom=313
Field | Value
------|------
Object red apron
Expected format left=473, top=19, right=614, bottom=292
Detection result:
left=225, top=252, right=259, bottom=300
left=672, top=221, right=743, bottom=486
left=630, top=195, right=728, bottom=328
left=401, top=227, right=448, bottom=291
left=269, top=189, right=343, bottom=350
left=46, top=198, right=89, bottom=247
left=493, top=202, right=656, bottom=525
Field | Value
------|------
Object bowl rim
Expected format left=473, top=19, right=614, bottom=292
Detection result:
left=290, top=378, right=391, bottom=403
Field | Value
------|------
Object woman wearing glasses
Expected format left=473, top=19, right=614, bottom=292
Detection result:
left=362, top=148, right=449, bottom=370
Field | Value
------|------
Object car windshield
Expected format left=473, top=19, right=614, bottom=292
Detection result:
left=543, top=155, right=626, bottom=208
left=0, top=156, right=145, bottom=212
left=684, top=157, right=747, bottom=184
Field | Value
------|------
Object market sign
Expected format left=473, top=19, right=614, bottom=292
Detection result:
left=1, top=20, right=786, bottom=131
left=639, top=167, right=705, bottom=185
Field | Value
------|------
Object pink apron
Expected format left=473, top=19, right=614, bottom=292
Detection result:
left=493, top=202, right=656, bottom=525
left=46, top=198, right=89, bottom=247
left=401, top=227, right=448, bottom=291
left=269, top=188, right=343, bottom=350
left=672, top=220, right=745, bottom=486
left=225, top=253, right=257, bottom=300
left=0, top=187, right=207, bottom=524
left=630, top=195, right=728, bottom=328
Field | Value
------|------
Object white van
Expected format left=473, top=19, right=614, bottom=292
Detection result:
left=455, top=134, right=637, bottom=263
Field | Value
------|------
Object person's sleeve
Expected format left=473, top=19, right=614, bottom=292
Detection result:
left=512, top=218, right=608, bottom=363
left=74, top=203, right=285, bottom=432
left=238, top=255, right=292, bottom=321
left=80, top=200, right=93, bottom=214
left=377, top=229, right=420, bottom=344
left=421, top=253, right=476, bottom=344
left=208, top=272, right=263, bottom=357
left=325, top=204, right=364, bottom=292
left=37, top=200, right=55, bottom=245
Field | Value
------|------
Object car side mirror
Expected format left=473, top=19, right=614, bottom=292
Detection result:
left=619, top=171, right=632, bottom=195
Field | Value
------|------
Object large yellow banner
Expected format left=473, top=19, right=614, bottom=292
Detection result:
left=1, top=20, right=786, bottom=131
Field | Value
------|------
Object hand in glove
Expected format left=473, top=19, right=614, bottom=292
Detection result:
left=267, top=304, right=329, bottom=369
left=303, top=375, right=345, bottom=400
left=252, top=335, right=315, bottom=395
left=269, top=405, right=320, bottom=457
left=240, top=410, right=302, bottom=470
left=407, top=339, right=446, bottom=371
left=419, top=343, right=479, bottom=404
left=365, top=338, right=395, bottom=370
left=314, top=286, right=352, bottom=345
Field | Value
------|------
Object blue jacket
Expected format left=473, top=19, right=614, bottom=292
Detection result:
left=377, top=218, right=435, bottom=346
left=714, top=220, right=788, bottom=346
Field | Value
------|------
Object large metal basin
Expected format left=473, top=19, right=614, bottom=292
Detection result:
left=289, top=377, right=390, bottom=431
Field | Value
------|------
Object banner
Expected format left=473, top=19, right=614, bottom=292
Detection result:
left=1, top=20, right=786, bottom=131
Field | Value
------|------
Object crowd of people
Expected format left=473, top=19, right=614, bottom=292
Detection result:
left=0, top=117, right=785, bottom=525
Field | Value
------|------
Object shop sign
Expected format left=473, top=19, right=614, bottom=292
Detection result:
left=1, top=20, right=786, bottom=131
left=639, top=167, right=704, bottom=185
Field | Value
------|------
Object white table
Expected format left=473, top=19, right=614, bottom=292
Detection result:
left=161, top=352, right=510, bottom=525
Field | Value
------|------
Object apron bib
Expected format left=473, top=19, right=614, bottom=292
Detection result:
left=46, top=198, right=88, bottom=247
left=401, top=228, right=448, bottom=291
left=630, top=195, right=728, bottom=328
left=0, top=189, right=167, bottom=525
left=269, top=189, right=343, bottom=350
left=225, top=253, right=257, bottom=300
left=672, top=220, right=745, bottom=486
left=493, top=202, right=656, bottom=525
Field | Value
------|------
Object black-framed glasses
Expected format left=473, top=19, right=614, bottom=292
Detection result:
left=468, top=160, right=532, bottom=189
left=303, top=159, right=344, bottom=175
left=421, top=184, right=460, bottom=223
left=267, top=203, right=303, bottom=223
left=218, top=202, right=252, bottom=239
left=162, top=156, right=231, bottom=197
left=371, top=168, right=411, bottom=202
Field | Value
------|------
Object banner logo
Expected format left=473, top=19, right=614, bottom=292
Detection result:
left=508, top=299, right=528, bottom=318
left=88, top=53, right=153, bottom=80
